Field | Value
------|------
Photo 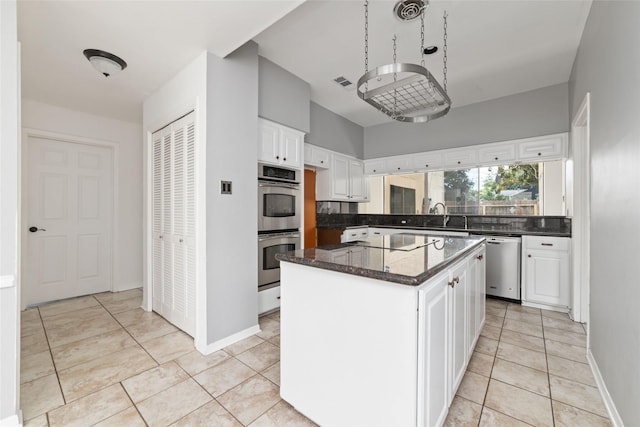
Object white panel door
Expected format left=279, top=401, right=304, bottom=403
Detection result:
left=27, top=137, right=113, bottom=305
left=152, top=112, right=196, bottom=337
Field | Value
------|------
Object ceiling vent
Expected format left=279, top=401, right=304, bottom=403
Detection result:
left=333, top=76, right=354, bottom=88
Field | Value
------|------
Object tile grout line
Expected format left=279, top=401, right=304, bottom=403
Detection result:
left=36, top=305, right=68, bottom=411
left=118, top=382, right=150, bottom=427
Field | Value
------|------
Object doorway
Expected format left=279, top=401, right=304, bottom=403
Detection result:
left=24, top=134, right=114, bottom=306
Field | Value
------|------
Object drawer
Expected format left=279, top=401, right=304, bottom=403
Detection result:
left=258, top=286, right=281, bottom=314
left=522, top=235, right=570, bottom=252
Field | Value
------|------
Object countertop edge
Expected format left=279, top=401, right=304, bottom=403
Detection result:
left=277, top=238, right=486, bottom=287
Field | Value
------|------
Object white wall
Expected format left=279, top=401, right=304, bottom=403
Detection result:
left=21, top=99, right=143, bottom=294
left=0, top=0, right=21, bottom=423
left=569, top=2, right=640, bottom=425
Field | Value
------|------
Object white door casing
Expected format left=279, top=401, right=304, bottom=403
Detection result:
left=570, top=92, right=591, bottom=326
left=25, top=135, right=113, bottom=305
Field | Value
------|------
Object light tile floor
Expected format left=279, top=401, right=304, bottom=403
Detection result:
left=20, top=291, right=610, bottom=426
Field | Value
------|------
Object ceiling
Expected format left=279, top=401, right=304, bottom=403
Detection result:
left=17, top=0, right=304, bottom=123
left=18, top=0, right=592, bottom=127
left=255, top=0, right=593, bottom=127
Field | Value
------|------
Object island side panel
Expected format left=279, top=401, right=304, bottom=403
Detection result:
left=280, top=261, right=419, bottom=427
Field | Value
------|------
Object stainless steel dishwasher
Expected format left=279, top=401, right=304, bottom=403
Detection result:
left=484, top=236, right=521, bottom=300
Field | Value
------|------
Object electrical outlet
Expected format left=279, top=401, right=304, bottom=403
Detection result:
left=221, top=181, right=232, bottom=194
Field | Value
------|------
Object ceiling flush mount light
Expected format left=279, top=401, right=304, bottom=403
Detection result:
left=357, top=0, right=451, bottom=123
left=83, top=49, right=127, bottom=77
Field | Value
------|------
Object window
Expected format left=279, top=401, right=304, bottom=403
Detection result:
left=390, top=185, right=416, bottom=214
left=359, top=161, right=565, bottom=216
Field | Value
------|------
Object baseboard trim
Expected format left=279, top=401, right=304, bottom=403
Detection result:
left=0, top=411, right=22, bottom=426
left=587, top=349, right=624, bottom=426
left=196, top=324, right=261, bottom=355
left=112, top=282, right=142, bottom=293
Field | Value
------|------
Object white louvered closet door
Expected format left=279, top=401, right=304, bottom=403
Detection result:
left=151, top=112, right=196, bottom=337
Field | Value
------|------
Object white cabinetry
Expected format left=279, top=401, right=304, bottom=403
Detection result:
left=281, top=244, right=486, bottom=426
left=258, top=118, right=303, bottom=168
left=522, top=236, right=570, bottom=312
left=304, top=144, right=330, bottom=168
left=317, top=154, right=369, bottom=202
left=417, top=274, right=449, bottom=427
left=341, top=227, right=369, bottom=242
left=364, top=133, right=568, bottom=176
left=517, top=134, right=566, bottom=161
left=478, top=143, right=516, bottom=164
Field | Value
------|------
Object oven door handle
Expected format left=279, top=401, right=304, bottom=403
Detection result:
left=259, top=234, right=300, bottom=242
left=258, top=181, right=300, bottom=190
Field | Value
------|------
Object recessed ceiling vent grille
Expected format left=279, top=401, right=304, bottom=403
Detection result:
left=333, top=76, right=353, bottom=88
left=393, top=0, right=428, bottom=22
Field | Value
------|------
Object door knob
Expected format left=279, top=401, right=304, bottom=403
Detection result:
left=28, top=226, right=46, bottom=233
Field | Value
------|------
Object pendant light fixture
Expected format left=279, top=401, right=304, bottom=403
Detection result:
left=83, top=49, right=127, bottom=77
left=357, top=0, right=451, bottom=123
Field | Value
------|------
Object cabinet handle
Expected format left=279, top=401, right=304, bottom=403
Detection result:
left=283, top=157, right=287, bottom=161
left=179, top=238, right=184, bottom=243
left=373, top=232, right=381, bottom=235
left=320, top=160, right=324, bottom=164
left=537, top=152, right=542, bottom=156
left=541, top=243, right=553, bottom=247
left=159, top=235, right=163, bottom=239
left=425, top=164, right=429, bottom=167
left=528, top=254, right=532, bottom=258
left=448, top=280, right=455, bottom=288
left=457, top=161, right=461, bottom=164
left=397, top=167, right=401, bottom=170
left=454, top=276, right=460, bottom=283
left=494, top=157, right=498, bottom=160
left=276, top=155, right=280, bottom=160
left=476, top=254, right=483, bottom=260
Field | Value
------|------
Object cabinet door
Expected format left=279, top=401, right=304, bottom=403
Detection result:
left=304, top=144, right=330, bottom=168
left=258, top=120, right=281, bottom=165
left=412, top=152, right=443, bottom=171
left=331, top=155, right=350, bottom=200
left=449, top=261, right=468, bottom=399
left=386, top=156, right=413, bottom=174
left=417, top=275, right=449, bottom=427
left=475, top=247, right=486, bottom=338
left=478, top=143, right=516, bottom=164
left=524, top=249, right=570, bottom=307
left=364, top=159, right=386, bottom=175
left=517, top=135, right=565, bottom=161
left=444, top=148, right=478, bottom=169
left=280, top=127, right=302, bottom=168
left=349, top=159, right=367, bottom=201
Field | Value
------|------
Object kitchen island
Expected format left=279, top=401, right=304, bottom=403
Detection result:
left=276, top=234, right=486, bottom=427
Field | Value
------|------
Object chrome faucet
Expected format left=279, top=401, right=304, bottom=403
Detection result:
left=432, top=202, right=449, bottom=227
left=463, top=215, right=468, bottom=230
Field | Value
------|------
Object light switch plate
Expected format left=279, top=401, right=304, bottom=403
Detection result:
left=221, top=180, right=232, bottom=194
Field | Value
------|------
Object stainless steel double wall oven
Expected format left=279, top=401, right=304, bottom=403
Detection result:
left=258, top=163, right=301, bottom=290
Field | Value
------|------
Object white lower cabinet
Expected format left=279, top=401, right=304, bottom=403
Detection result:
left=521, top=236, right=570, bottom=311
left=448, top=258, right=469, bottom=400
left=258, top=285, right=280, bottom=314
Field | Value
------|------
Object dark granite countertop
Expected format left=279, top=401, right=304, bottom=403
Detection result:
left=358, top=225, right=571, bottom=238
left=276, top=233, right=486, bottom=286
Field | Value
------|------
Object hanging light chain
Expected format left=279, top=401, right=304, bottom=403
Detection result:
left=443, top=10, right=448, bottom=93
left=364, top=0, right=369, bottom=92
left=393, top=35, right=398, bottom=118
left=420, top=9, right=425, bottom=67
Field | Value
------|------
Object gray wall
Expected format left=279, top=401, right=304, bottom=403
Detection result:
left=258, top=56, right=310, bottom=133
left=364, top=83, right=569, bottom=159
left=569, top=2, right=640, bottom=425
left=309, top=101, right=364, bottom=158
left=207, top=43, right=259, bottom=343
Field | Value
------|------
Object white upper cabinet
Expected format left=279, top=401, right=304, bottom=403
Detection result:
left=317, top=153, right=369, bottom=202
left=517, top=134, right=567, bottom=161
left=258, top=118, right=303, bottom=168
left=412, top=152, right=443, bottom=171
left=444, top=148, right=478, bottom=169
left=364, top=159, right=386, bottom=175
left=478, top=143, right=516, bottom=165
left=304, top=143, right=330, bottom=168
left=363, top=133, right=568, bottom=176
left=386, top=156, right=413, bottom=174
